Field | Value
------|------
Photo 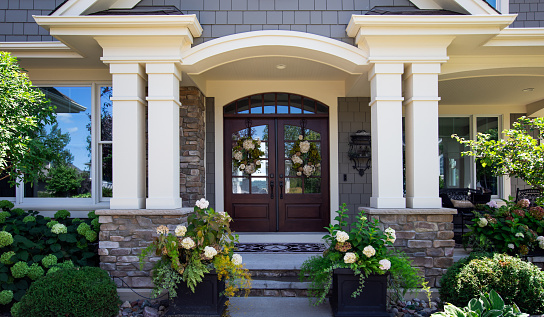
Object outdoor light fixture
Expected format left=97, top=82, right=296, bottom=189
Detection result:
left=276, top=64, right=286, bottom=70
left=348, top=130, right=371, bottom=177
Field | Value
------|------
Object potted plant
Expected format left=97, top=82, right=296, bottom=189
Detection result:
left=300, top=204, right=428, bottom=317
left=139, top=198, right=251, bottom=317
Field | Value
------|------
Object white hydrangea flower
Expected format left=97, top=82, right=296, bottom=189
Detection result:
left=537, top=236, right=544, bottom=243
left=336, top=231, right=349, bottom=243
left=232, top=254, right=243, bottom=266
left=478, top=218, right=488, bottom=227
left=239, top=163, right=246, bottom=170
left=302, top=164, right=315, bottom=177
left=175, top=225, right=187, bottom=237
left=379, top=259, right=391, bottom=271
left=156, top=225, right=169, bottom=235
left=344, top=252, right=357, bottom=264
left=256, top=160, right=261, bottom=166
left=51, top=223, right=67, bottom=235
left=299, top=141, right=311, bottom=154
left=204, top=246, right=218, bottom=259
left=245, top=163, right=256, bottom=174
left=385, top=227, right=396, bottom=243
left=515, top=232, right=524, bottom=238
left=181, top=237, right=195, bottom=249
left=233, top=151, right=243, bottom=161
left=508, top=243, right=515, bottom=249
left=195, top=198, right=209, bottom=209
left=486, top=200, right=498, bottom=208
left=360, top=215, right=367, bottom=222
left=298, top=135, right=303, bottom=140
left=243, top=139, right=255, bottom=150
left=296, top=171, right=302, bottom=176
left=291, top=155, right=303, bottom=165
left=363, top=245, right=376, bottom=258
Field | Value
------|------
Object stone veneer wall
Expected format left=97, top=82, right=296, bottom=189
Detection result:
left=362, top=208, right=457, bottom=288
left=179, top=87, right=206, bottom=207
left=96, top=209, right=191, bottom=289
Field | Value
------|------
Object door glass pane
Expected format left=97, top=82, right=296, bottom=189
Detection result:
left=439, top=117, right=471, bottom=189
left=304, top=128, right=321, bottom=140
left=264, top=93, right=275, bottom=114
left=477, top=117, right=499, bottom=195
left=254, top=160, right=268, bottom=176
left=232, top=178, right=249, bottom=194
left=303, top=98, right=315, bottom=114
left=260, top=142, right=268, bottom=158
left=305, top=178, right=321, bottom=193
left=284, top=125, right=302, bottom=141
left=250, top=95, right=263, bottom=114
left=251, top=178, right=268, bottom=194
left=284, top=142, right=295, bottom=158
left=232, top=162, right=243, bottom=176
left=277, top=93, right=288, bottom=114
left=316, top=102, right=328, bottom=114
left=290, top=95, right=302, bottom=114
left=238, top=98, right=249, bottom=114
left=285, top=160, right=298, bottom=176
left=285, top=178, right=302, bottom=194
left=224, top=102, right=236, bottom=114
left=252, top=125, right=269, bottom=141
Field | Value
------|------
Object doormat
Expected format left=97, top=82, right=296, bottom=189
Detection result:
left=235, top=243, right=326, bottom=253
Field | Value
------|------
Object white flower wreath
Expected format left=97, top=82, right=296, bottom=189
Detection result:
left=232, top=136, right=265, bottom=175
left=289, top=135, right=321, bottom=177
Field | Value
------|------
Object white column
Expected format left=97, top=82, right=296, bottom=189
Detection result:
left=146, top=62, right=182, bottom=209
left=369, top=63, right=406, bottom=208
left=404, top=63, right=442, bottom=208
left=109, top=63, right=147, bottom=209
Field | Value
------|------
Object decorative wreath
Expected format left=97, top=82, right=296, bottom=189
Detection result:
left=289, top=135, right=321, bottom=177
left=232, top=136, right=265, bottom=175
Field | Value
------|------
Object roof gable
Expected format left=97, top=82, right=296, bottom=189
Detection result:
left=52, top=0, right=498, bottom=16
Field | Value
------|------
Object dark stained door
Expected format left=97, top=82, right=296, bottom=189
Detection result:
left=224, top=117, right=329, bottom=232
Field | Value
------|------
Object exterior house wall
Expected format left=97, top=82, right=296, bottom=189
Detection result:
left=134, top=0, right=413, bottom=45
left=0, top=0, right=60, bottom=41
left=206, top=97, right=216, bottom=209
left=509, top=0, right=544, bottom=28
left=338, top=97, right=372, bottom=222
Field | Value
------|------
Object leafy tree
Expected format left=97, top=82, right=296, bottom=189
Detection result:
left=0, top=52, right=58, bottom=185
left=45, top=164, right=84, bottom=197
left=453, top=116, right=544, bottom=190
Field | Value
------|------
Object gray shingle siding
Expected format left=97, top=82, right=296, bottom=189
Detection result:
left=0, top=0, right=64, bottom=41
left=510, top=0, right=544, bottom=28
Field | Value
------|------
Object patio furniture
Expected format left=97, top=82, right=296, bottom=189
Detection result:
left=515, top=188, right=542, bottom=207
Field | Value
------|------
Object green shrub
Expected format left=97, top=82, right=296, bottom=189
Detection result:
left=13, top=267, right=120, bottom=317
left=439, top=253, right=544, bottom=314
left=0, top=200, right=100, bottom=307
left=433, top=290, right=528, bottom=317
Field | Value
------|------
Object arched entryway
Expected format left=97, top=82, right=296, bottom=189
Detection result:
left=224, top=93, right=330, bottom=232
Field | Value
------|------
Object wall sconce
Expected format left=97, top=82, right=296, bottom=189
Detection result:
left=348, top=130, right=371, bottom=176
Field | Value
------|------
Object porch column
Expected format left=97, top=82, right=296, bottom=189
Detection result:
left=145, top=62, right=182, bottom=209
left=404, top=63, right=442, bottom=208
left=369, top=63, right=406, bottom=208
left=109, top=63, right=147, bottom=209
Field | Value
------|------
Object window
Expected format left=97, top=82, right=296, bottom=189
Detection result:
left=0, top=84, right=112, bottom=210
left=476, top=117, right=499, bottom=195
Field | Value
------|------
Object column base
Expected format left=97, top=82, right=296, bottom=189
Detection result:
left=110, top=198, right=146, bottom=209
left=370, top=197, right=406, bottom=209
left=406, top=197, right=442, bottom=208
left=146, top=197, right=182, bottom=210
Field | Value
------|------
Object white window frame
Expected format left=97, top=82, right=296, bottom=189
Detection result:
left=7, top=82, right=112, bottom=217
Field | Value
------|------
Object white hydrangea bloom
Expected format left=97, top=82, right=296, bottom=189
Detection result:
left=291, top=155, right=303, bottom=165
left=181, top=237, right=195, bottom=249
left=298, top=135, right=303, bottom=140
left=256, top=160, right=261, bottom=166
left=175, top=225, right=187, bottom=237
left=515, top=232, right=524, bottom=238
left=302, top=164, right=315, bottom=177
left=196, top=198, right=209, bottom=209
left=240, top=163, right=246, bottom=170
left=232, top=254, right=243, bottom=265
left=537, top=236, right=544, bottom=243
left=299, top=141, right=311, bottom=153
left=385, top=227, right=396, bottom=244
left=233, top=151, right=243, bottom=161
left=156, top=225, right=169, bottom=235
left=296, top=171, right=302, bottom=176
left=335, top=231, right=349, bottom=243
left=344, top=252, right=357, bottom=264
left=486, top=200, right=498, bottom=208
left=508, top=243, right=515, bottom=249
left=478, top=218, right=488, bottom=227
left=51, top=223, right=67, bottom=235
left=363, top=245, right=376, bottom=258
left=245, top=163, right=256, bottom=174
left=204, top=246, right=218, bottom=259
left=243, top=139, right=255, bottom=150
left=379, top=259, right=391, bottom=271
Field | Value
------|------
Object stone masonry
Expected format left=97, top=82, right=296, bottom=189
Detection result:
left=95, top=209, right=191, bottom=289
left=180, top=87, right=206, bottom=207
left=362, top=208, right=457, bottom=288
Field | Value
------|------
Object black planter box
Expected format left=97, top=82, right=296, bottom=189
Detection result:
left=330, top=269, right=389, bottom=317
left=165, top=271, right=227, bottom=317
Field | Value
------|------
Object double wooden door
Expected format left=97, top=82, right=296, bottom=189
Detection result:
left=224, top=117, right=329, bottom=232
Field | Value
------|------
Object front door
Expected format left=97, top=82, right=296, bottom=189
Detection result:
left=223, top=94, right=330, bottom=232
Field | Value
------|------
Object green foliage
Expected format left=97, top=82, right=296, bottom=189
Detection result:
left=453, top=116, right=544, bottom=190
left=0, top=202, right=99, bottom=307
left=0, top=290, right=13, bottom=306
left=0, top=201, right=14, bottom=211
left=22, top=216, right=35, bottom=223
left=439, top=253, right=544, bottom=314
left=300, top=204, right=427, bottom=306
left=0, top=52, right=60, bottom=186
left=465, top=199, right=544, bottom=255
left=139, top=198, right=251, bottom=299
left=13, top=267, right=120, bottom=317
left=433, top=290, right=528, bottom=317
left=0, top=212, right=9, bottom=223
left=45, top=164, right=84, bottom=197
left=54, top=209, right=71, bottom=220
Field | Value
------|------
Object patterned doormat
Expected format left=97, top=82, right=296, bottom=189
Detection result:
left=235, top=243, right=326, bottom=253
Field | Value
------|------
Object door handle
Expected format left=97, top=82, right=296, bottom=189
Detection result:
left=270, top=181, right=274, bottom=199
left=279, top=180, right=284, bottom=199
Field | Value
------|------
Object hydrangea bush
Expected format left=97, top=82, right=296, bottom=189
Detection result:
left=466, top=198, right=544, bottom=255
left=299, top=204, right=428, bottom=306
left=139, top=198, right=251, bottom=299
left=0, top=200, right=100, bottom=308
